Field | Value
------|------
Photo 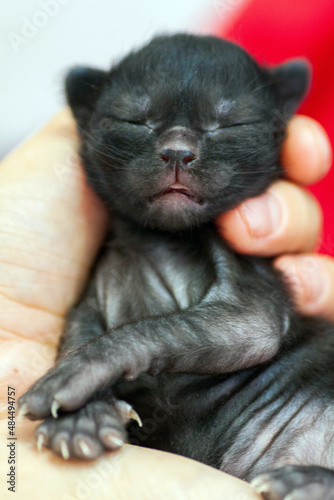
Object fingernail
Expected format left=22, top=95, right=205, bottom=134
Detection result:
left=240, top=191, right=282, bottom=238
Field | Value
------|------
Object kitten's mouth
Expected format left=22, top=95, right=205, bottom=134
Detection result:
left=152, top=183, right=203, bottom=205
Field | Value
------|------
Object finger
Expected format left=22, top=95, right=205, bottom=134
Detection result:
left=2, top=422, right=261, bottom=500
left=217, top=180, right=322, bottom=256
left=281, top=115, right=332, bottom=185
left=0, top=109, right=109, bottom=323
left=274, top=254, right=334, bottom=320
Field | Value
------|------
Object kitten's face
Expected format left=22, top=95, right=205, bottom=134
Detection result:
left=67, top=35, right=309, bottom=231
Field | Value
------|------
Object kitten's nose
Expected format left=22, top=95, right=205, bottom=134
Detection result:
left=159, top=149, right=196, bottom=167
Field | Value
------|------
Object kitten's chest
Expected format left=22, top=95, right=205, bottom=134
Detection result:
left=94, top=225, right=220, bottom=328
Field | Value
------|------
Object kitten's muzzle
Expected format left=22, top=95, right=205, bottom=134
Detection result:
left=159, top=149, right=197, bottom=168
left=157, top=125, right=199, bottom=164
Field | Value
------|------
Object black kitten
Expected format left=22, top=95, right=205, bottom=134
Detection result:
left=19, top=35, right=334, bottom=500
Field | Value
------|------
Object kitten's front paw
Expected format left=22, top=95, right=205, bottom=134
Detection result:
left=252, top=465, right=334, bottom=500
left=18, top=355, right=86, bottom=420
left=35, top=399, right=142, bottom=460
left=18, top=350, right=117, bottom=419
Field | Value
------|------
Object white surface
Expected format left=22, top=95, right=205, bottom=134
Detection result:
left=1, top=0, right=223, bottom=158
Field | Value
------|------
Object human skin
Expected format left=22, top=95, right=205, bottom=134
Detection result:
left=0, top=109, right=332, bottom=500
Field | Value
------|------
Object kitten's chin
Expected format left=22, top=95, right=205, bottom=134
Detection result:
left=144, top=194, right=207, bottom=231
left=152, top=190, right=204, bottom=208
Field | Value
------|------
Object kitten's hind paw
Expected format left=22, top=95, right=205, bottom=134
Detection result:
left=35, top=399, right=131, bottom=460
left=252, top=465, right=334, bottom=500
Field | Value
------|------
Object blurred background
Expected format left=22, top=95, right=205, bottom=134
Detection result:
left=1, top=0, right=222, bottom=158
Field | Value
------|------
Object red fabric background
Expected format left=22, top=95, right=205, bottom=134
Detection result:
left=214, top=0, right=334, bottom=255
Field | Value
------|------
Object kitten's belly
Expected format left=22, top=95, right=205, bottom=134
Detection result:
left=219, top=396, right=334, bottom=480
left=94, top=234, right=218, bottom=329
left=120, top=364, right=334, bottom=481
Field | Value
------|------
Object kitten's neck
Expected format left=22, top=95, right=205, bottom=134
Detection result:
left=108, top=212, right=216, bottom=243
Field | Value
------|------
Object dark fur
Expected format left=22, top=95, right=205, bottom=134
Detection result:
left=19, top=35, right=334, bottom=499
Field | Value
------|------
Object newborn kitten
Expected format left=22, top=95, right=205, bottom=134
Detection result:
left=19, top=34, right=334, bottom=499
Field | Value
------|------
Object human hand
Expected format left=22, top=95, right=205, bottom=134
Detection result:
left=0, top=109, right=260, bottom=500
left=217, top=115, right=333, bottom=319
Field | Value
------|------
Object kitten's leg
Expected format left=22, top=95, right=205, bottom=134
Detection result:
left=252, top=465, right=334, bottom=500
left=25, top=289, right=142, bottom=458
left=55, top=287, right=106, bottom=360
left=18, top=297, right=291, bottom=419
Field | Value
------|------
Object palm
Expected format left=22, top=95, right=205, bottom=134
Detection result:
left=0, top=111, right=108, bottom=409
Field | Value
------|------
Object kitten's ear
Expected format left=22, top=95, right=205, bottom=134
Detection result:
left=268, top=59, right=311, bottom=117
left=65, top=67, right=108, bottom=129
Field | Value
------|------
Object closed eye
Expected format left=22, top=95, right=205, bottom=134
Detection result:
left=109, top=114, right=153, bottom=129
left=123, top=119, right=146, bottom=126
left=207, top=120, right=264, bottom=132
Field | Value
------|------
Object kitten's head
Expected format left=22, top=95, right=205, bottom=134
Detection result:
left=66, top=34, right=310, bottom=231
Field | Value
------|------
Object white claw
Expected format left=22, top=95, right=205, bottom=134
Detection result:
left=114, top=400, right=143, bottom=427
left=103, top=434, right=124, bottom=449
left=250, top=476, right=270, bottom=494
left=129, top=408, right=143, bottom=427
left=78, top=439, right=92, bottom=458
left=60, top=439, right=70, bottom=460
left=51, top=400, right=60, bottom=419
left=18, top=403, right=29, bottom=420
left=36, top=433, right=45, bottom=452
